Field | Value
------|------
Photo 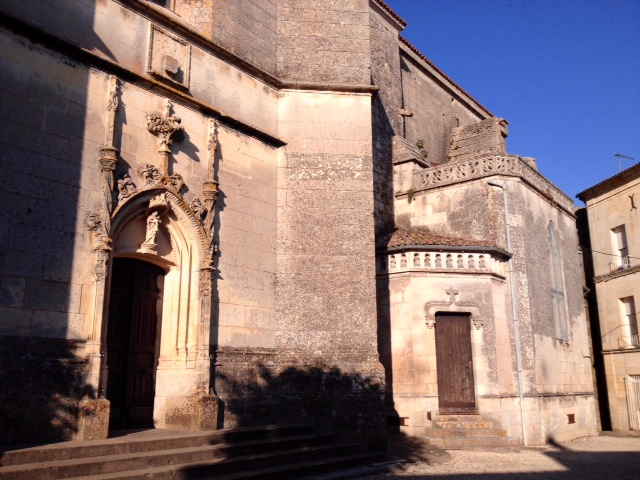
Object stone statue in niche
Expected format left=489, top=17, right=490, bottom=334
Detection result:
left=141, top=211, right=161, bottom=253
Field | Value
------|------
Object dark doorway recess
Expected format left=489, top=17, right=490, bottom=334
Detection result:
left=106, top=258, right=164, bottom=429
left=435, top=312, right=476, bottom=414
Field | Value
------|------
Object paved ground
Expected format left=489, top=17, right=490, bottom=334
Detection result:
left=357, top=434, right=640, bottom=480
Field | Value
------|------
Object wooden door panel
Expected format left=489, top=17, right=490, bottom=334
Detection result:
left=106, top=258, right=162, bottom=429
left=435, top=313, right=476, bottom=413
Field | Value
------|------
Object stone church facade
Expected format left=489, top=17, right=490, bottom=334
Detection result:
left=0, top=0, right=595, bottom=448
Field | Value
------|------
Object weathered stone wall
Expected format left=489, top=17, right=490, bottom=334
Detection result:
left=181, top=0, right=278, bottom=74
left=449, top=118, right=506, bottom=163
left=400, top=47, right=487, bottom=164
left=276, top=0, right=371, bottom=84
left=369, top=4, right=402, bottom=236
left=395, top=180, right=497, bottom=244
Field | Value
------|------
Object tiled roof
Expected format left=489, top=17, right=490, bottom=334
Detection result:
left=378, top=228, right=494, bottom=250
left=576, top=162, right=640, bottom=201
left=399, top=36, right=494, bottom=118
left=373, top=0, right=408, bottom=27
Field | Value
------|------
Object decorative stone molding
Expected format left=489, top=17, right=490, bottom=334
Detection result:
left=424, top=288, right=484, bottom=330
left=203, top=119, right=220, bottom=236
left=385, top=250, right=505, bottom=278
left=414, top=154, right=575, bottom=213
left=147, top=24, right=191, bottom=89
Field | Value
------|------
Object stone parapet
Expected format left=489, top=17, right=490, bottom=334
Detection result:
left=413, top=155, right=575, bottom=214
left=381, top=250, right=506, bottom=279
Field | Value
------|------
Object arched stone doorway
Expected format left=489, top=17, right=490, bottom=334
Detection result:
left=99, top=189, right=216, bottom=431
left=106, top=258, right=165, bottom=429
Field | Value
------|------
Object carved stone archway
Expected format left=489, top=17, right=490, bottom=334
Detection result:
left=103, top=187, right=216, bottom=429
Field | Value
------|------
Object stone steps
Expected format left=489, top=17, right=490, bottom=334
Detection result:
left=424, top=415, right=520, bottom=452
left=0, top=425, right=385, bottom=479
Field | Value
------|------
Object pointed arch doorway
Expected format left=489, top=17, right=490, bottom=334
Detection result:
left=106, top=257, right=166, bottom=429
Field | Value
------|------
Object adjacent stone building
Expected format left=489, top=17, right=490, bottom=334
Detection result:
left=578, top=163, right=640, bottom=432
left=0, top=0, right=596, bottom=448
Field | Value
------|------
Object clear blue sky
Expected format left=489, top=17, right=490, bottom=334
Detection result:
left=385, top=0, right=640, bottom=203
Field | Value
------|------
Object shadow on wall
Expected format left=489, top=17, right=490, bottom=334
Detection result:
left=0, top=337, right=92, bottom=446
left=213, top=362, right=387, bottom=449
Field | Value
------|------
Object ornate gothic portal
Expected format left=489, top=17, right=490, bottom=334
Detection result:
left=104, top=189, right=216, bottom=430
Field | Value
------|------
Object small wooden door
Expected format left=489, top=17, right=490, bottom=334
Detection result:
left=435, top=313, right=476, bottom=414
left=106, top=258, right=163, bottom=429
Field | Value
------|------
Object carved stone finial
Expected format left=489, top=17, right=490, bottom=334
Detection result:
left=147, top=101, right=184, bottom=146
left=146, top=98, right=185, bottom=176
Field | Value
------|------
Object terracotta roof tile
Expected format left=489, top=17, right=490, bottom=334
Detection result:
left=373, top=0, right=407, bottom=27
left=379, top=228, right=494, bottom=249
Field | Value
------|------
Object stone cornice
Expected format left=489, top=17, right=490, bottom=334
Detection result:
left=413, top=155, right=576, bottom=216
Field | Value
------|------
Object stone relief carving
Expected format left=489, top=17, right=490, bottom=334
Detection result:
left=117, top=173, right=137, bottom=203
left=86, top=212, right=109, bottom=244
left=424, top=288, right=484, bottom=330
left=138, top=163, right=162, bottom=187
left=147, top=24, right=191, bottom=89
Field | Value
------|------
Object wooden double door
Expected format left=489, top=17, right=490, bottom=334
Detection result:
left=434, top=313, right=477, bottom=414
left=106, top=258, right=164, bottom=429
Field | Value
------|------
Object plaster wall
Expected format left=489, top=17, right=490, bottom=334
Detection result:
left=581, top=172, right=640, bottom=431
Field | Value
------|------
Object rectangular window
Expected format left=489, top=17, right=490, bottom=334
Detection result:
left=610, top=225, right=630, bottom=271
left=619, top=297, right=639, bottom=348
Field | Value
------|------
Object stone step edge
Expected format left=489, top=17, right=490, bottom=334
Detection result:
left=64, top=451, right=386, bottom=480
left=428, top=437, right=521, bottom=448
left=0, top=426, right=321, bottom=466
left=433, top=422, right=495, bottom=429
left=0, top=440, right=360, bottom=478
left=424, top=428, right=508, bottom=438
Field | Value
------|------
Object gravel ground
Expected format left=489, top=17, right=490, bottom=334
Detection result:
left=357, top=434, right=640, bottom=480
